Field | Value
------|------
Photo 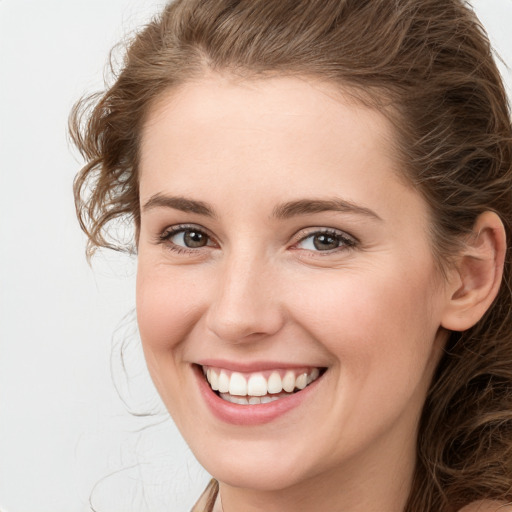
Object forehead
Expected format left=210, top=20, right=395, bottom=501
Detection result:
left=138, top=75, right=426, bottom=229
left=141, top=75, right=394, bottom=151
left=140, top=76, right=398, bottom=184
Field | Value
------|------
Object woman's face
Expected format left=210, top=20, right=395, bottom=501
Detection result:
left=136, top=76, right=450, bottom=494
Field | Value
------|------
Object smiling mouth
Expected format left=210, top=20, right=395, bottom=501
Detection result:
left=200, top=365, right=326, bottom=405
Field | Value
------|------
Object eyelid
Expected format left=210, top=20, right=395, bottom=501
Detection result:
left=291, top=227, right=357, bottom=251
left=153, top=224, right=356, bottom=255
left=155, top=223, right=218, bottom=252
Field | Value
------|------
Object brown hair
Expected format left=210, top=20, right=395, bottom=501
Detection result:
left=70, top=0, right=512, bottom=510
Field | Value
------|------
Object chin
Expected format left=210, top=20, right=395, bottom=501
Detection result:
left=201, top=453, right=315, bottom=492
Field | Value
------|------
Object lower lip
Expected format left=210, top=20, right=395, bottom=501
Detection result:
left=194, top=365, right=323, bottom=426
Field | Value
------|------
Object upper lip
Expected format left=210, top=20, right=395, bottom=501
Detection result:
left=196, top=359, right=326, bottom=373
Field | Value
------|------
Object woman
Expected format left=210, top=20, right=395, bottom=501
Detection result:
left=70, top=0, right=512, bottom=510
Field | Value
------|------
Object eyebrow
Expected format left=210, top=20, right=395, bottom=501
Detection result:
left=142, top=194, right=382, bottom=221
left=142, top=194, right=216, bottom=217
left=272, top=198, right=382, bottom=221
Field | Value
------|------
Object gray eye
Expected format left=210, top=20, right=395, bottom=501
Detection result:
left=312, top=233, right=340, bottom=251
left=172, top=229, right=209, bottom=248
left=183, top=230, right=208, bottom=248
left=298, top=232, right=346, bottom=251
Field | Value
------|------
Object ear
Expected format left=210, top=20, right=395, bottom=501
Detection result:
left=441, top=211, right=506, bottom=332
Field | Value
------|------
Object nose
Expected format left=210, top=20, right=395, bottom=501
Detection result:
left=205, top=251, right=286, bottom=343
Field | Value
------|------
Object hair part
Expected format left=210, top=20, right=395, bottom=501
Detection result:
left=70, top=1, right=512, bottom=509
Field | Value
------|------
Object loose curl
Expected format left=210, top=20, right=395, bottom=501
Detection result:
left=70, top=1, right=512, bottom=510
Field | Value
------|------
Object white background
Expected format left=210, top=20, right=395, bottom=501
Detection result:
left=0, top=1, right=511, bottom=511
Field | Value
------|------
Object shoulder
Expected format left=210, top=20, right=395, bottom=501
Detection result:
left=459, top=501, right=512, bottom=512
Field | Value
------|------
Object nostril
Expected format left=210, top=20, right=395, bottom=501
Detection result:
left=205, top=313, right=284, bottom=344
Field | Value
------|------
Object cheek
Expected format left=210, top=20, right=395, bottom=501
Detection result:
left=135, top=262, right=210, bottom=421
left=292, top=262, right=442, bottom=379
left=288, top=264, right=444, bottom=445
left=136, top=263, right=205, bottom=351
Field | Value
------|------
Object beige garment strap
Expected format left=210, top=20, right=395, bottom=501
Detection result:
left=191, top=479, right=219, bottom=512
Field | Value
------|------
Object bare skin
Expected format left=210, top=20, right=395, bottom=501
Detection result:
left=138, top=75, right=506, bottom=512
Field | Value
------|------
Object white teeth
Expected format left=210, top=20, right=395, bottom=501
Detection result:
left=220, top=393, right=288, bottom=405
left=204, top=366, right=323, bottom=402
left=295, top=373, right=308, bottom=390
left=208, top=369, right=219, bottom=391
left=267, top=371, right=283, bottom=394
left=282, top=371, right=295, bottom=393
left=229, top=372, right=247, bottom=396
left=307, top=367, right=320, bottom=384
left=219, top=394, right=248, bottom=405
left=247, top=374, right=267, bottom=396
left=218, top=370, right=230, bottom=393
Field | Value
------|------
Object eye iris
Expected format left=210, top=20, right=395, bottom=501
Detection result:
left=313, top=233, right=339, bottom=251
left=184, top=230, right=207, bottom=248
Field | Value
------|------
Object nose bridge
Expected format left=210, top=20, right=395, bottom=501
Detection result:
left=206, top=246, right=284, bottom=342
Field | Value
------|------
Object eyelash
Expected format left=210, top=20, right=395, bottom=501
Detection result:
left=157, top=224, right=216, bottom=255
left=155, top=225, right=357, bottom=255
left=292, top=228, right=357, bottom=254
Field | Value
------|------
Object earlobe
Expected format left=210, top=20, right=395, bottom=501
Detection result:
left=441, top=211, right=506, bottom=332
